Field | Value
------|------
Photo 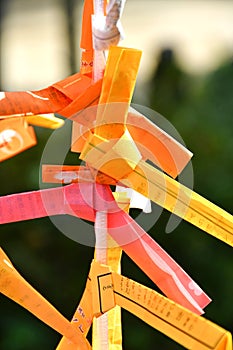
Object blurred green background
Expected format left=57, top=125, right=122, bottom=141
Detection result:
left=0, top=1, right=232, bottom=349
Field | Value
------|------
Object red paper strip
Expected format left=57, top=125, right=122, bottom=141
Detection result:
left=0, top=184, right=95, bottom=224
left=93, top=184, right=211, bottom=314
left=0, top=183, right=211, bottom=314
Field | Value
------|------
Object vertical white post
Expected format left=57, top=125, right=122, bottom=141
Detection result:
left=93, top=211, right=109, bottom=350
left=92, top=2, right=126, bottom=349
left=92, top=0, right=107, bottom=272
left=92, top=2, right=109, bottom=347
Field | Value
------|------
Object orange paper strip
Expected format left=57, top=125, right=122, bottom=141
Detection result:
left=0, top=248, right=91, bottom=349
left=0, top=118, right=37, bottom=161
left=0, top=73, right=101, bottom=118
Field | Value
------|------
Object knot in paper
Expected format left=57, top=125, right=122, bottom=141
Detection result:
left=92, top=0, right=124, bottom=50
left=80, top=128, right=142, bottom=181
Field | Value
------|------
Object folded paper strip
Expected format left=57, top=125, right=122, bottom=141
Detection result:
left=56, top=258, right=232, bottom=349
left=0, top=182, right=211, bottom=315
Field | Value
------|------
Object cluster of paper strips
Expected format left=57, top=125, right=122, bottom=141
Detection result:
left=0, top=0, right=232, bottom=349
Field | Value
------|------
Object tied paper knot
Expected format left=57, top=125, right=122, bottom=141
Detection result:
left=92, top=0, right=125, bottom=51
left=80, top=128, right=142, bottom=180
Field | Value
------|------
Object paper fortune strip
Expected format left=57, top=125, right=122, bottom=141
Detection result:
left=56, top=260, right=232, bottom=350
left=0, top=182, right=211, bottom=315
left=0, top=247, right=91, bottom=349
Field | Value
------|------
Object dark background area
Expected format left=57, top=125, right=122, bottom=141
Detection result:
left=0, top=1, right=232, bottom=349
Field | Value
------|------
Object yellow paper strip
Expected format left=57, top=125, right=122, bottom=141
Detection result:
left=112, top=271, right=232, bottom=350
left=95, top=46, right=142, bottom=139
left=105, top=245, right=122, bottom=350
left=92, top=238, right=123, bottom=350
left=79, top=44, right=233, bottom=246
left=122, top=161, right=233, bottom=246
left=103, top=193, right=130, bottom=350
left=26, top=114, right=65, bottom=129
left=56, top=260, right=232, bottom=350
left=90, top=260, right=232, bottom=350
left=0, top=248, right=91, bottom=349
left=81, top=137, right=233, bottom=246
left=80, top=129, right=142, bottom=180
left=56, top=277, right=93, bottom=349
left=71, top=107, right=193, bottom=178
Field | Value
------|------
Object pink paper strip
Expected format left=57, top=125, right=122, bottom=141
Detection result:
left=0, top=183, right=211, bottom=314
left=0, top=184, right=95, bottom=224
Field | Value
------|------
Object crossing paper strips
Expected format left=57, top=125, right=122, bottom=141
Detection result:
left=57, top=260, right=232, bottom=350
left=0, top=182, right=211, bottom=315
left=0, top=0, right=232, bottom=348
left=76, top=47, right=233, bottom=247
